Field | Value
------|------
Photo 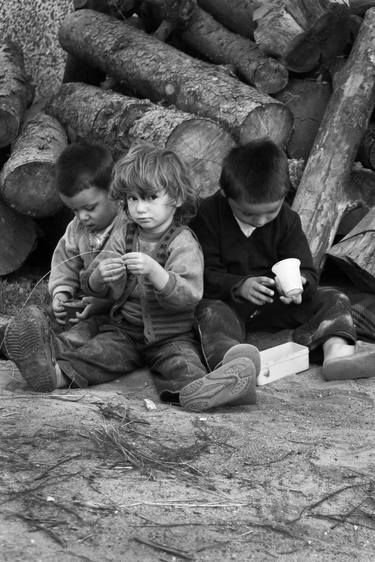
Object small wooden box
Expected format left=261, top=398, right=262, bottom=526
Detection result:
left=257, top=342, right=309, bottom=386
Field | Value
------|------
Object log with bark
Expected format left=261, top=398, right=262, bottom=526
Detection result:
left=58, top=9, right=293, bottom=146
left=349, top=0, right=375, bottom=15
left=0, top=39, right=33, bottom=148
left=197, top=0, right=257, bottom=39
left=253, top=0, right=351, bottom=73
left=275, top=78, right=332, bottom=160
left=358, top=122, right=375, bottom=170
left=176, top=4, right=289, bottom=94
left=0, top=111, right=67, bottom=218
left=0, top=0, right=74, bottom=100
left=327, top=208, right=375, bottom=292
left=0, top=199, right=37, bottom=276
left=140, top=0, right=288, bottom=94
left=45, top=82, right=235, bottom=196
left=292, top=8, right=375, bottom=271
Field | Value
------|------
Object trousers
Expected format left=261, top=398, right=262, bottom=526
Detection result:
left=196, top=287, right=356, bottom=370
left=52, top=315, right=207, bottom=400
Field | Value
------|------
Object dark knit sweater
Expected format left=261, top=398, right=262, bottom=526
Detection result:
left=190, top=191, right=318, bottom=317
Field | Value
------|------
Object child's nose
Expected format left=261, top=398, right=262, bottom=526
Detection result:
left=78, top=210, right=90, bottom=222
left=136, top=200, right=147, bottom=212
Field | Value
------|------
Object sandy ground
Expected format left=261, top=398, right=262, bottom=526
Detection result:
left=1, top=352, right=375, bottom=562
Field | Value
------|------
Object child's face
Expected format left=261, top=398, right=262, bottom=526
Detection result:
left=60, top=186, right=118, bottom=231
left=227, top=197, right=284, bottom=228
left=127, top=189, right=179, bottom=234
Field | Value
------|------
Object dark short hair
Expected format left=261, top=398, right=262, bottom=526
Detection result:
left=220, top=137, right=291, bottom=203
left=55, top=142, right=114, bottom=197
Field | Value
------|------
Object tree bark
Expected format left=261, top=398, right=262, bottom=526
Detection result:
left=327, top=209, right=375, bottom=292
left=0, top=111, right=67, bottom=218
left=58, top=9, right=293, bottom=146
left=275, top=78, right=332, bottom=160
left=292, top=8, right=375, bottom=271
left=178, top=4, right=289, bottom=94
left=45, top=82, right=235, bottom=195
left=0, top=200, right=37, bottom=276
left=253, top=0, right=351, bottom=73
left=198, top=0, right=257, bottom=39
left=0, top=39, right=33, bottom=148
left=0, top=1, right=74, bottom=100
left=358, top=122, right=375, bottom=170
left=349, top=0, right=375, bottom=15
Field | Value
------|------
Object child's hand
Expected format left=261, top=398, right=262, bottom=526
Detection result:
left=237, top=276, right=275, bottom=306
left=52, top=292, right=71, bottom=325
left=122, top=252, right=158, bottom=276
left=276, top=275, right=307, bottom=305
left=92, top=257, right=126, bottom=285
left=76, top=296, right=112, bottom=320
left=123, top=252, right=169, bottom=291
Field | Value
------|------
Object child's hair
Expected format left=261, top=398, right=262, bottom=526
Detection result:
left=111, top=143, right=198, bottom=224
left=55, top=142, right=114, bottom=197
left=220, top=137, right=291, bottom=204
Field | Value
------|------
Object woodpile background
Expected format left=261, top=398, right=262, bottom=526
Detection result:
left=1, top=0, right=375, bottom=288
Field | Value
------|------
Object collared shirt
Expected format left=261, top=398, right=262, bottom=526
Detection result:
left=233, top=215, right=256, bottom=238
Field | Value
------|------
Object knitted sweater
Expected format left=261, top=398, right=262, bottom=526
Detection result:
left=190, top=191, right=318, bottom=319
left=48, top=210, right=127, bottom=299
left=83, top=221, right=204, bottom=344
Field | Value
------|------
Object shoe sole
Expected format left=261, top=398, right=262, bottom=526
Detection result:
left=4, top=307, right=57, bottom=392
left=180, top=358, right=256, bottom=412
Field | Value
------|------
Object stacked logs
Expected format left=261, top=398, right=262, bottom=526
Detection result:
left=1, top=0, right=375, bottom=283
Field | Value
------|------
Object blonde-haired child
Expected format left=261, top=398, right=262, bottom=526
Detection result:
left=4, top=144, right=260, bottom=412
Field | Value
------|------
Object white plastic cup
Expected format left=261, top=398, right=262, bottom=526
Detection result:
left=271, top=258, right=303, bottom=296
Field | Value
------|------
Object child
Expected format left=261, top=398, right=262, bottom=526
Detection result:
left=49, top=142, right=124, bottom=326
left=190, top=137, right=375, bottom=380
left=4, top=144, right=260, bottom=412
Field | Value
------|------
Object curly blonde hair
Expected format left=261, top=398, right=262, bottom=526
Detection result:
left=111, top=143, right=198, bottom=224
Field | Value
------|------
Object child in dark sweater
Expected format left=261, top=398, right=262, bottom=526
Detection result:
left=190, top=137, right=375, bottom=380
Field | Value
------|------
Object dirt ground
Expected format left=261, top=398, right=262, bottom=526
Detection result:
left=1, top=344, right=375, bottom=562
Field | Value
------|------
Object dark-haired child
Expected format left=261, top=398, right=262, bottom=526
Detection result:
left=190, top=137, right=375, bottom=380
left=4, top=144, right=259, bottom=411
left=49, top=142, right=125, bottom=325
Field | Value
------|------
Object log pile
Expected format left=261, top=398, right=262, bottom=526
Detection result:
left=0, top=0, right=375, bottom=287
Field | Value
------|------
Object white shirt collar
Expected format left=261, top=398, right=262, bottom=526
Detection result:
left=233, top=215, right=256, bottom=238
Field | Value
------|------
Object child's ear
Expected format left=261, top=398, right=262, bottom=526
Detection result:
left=220, top=189, right=226, bottom=198
left=175, top=196, right=183, bottom=208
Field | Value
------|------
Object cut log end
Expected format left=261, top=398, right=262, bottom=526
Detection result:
left=0, top=200, right=37, bottom=276
left=2, top=162, right=62, bottom=218
left=254, top=59, right=289, bottom=95
left=166, top=118, right=235, bottom=198
left=0, top=110, right=19, bottom=148
left=240, top=104, right=293, bottom=148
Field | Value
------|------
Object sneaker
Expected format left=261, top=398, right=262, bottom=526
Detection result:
left=222, top=343, right=261, bottom=376
left=179, top=357, right=257, bottom=412
left=4, top=306, right=58, bottom=392
left=323, top=340, right=375, bottom=381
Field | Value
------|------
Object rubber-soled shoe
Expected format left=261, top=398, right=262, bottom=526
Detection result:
left=323, top=340, right=375, bottom=381
left=179, top=357, right=256, bottom=412
left=4, top=306, right=58, bottom=392
left=222, top=343, right=261, bottom=376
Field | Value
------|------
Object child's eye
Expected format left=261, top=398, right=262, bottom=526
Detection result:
left=147, top=194, right=158, bottom=201
left=127, top=195, right=137, bottom=201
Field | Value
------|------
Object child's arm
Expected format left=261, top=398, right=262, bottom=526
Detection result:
left=151, top=229, right=204, bottom=310
left=48, top=219, right=84, bottom=300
